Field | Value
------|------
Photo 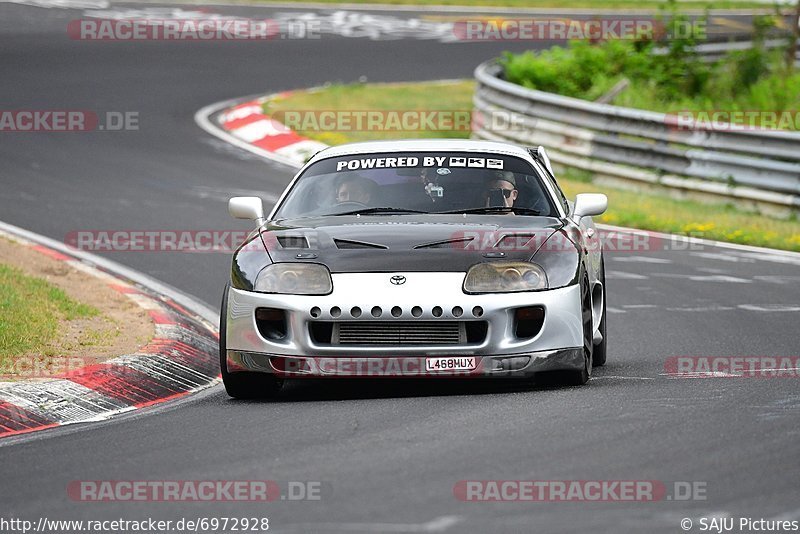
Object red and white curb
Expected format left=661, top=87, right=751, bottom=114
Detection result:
left=0, top=221, right=220, bottom=439
left=195, top=91, right=329, bottom=170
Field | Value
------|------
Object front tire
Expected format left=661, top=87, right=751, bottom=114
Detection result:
left=533, top=275, right=592, bottom=387
left=592, top=259, right=608, bottom=367
left=219, top=284, right=283, bottom=399
left=570, top=273, right=593, bottom=385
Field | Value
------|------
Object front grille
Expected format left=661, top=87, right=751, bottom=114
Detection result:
left=336, top=321, right=463, bottom=345
left=309, top=321, right=488, bottom=346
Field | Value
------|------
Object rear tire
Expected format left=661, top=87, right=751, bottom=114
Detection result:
left=219, top=284, right=283, bottom=399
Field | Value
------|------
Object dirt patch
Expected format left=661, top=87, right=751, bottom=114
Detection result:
left=0, top=237, right=153, bottom=379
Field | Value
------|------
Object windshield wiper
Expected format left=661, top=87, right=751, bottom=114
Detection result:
left=324, top=207, right=430, bottom=216
left=437, top=207, right=543, bottom=216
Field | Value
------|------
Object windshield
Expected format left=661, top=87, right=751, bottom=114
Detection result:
left=273, top=151, right=559, bottom=219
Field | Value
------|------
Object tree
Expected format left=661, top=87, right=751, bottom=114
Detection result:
left=788, top=0, right=800, bottom=71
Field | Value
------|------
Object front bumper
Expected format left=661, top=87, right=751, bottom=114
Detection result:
left=225, top=272, right=584, bottom=378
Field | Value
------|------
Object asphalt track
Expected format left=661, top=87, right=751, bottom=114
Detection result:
left=1, top=2, right=799, bottom=532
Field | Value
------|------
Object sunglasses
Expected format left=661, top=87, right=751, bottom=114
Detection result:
left=485, top=188, right=515, bottom=199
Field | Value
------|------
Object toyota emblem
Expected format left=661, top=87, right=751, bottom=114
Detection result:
left=390, top=275, right=406, bottom=285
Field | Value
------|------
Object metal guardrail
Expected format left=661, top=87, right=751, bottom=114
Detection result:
left=472, top=57, right=800, bottom=214
left=657, top=38, right=800, bottom=65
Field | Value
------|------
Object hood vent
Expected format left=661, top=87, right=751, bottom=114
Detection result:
left=494, top=234, right=538, bottom=249
left=277, top=236, right=309, bottom=249
left=334, top=239, right=388, bottom=250
left=413, top=237, right=474, bottom=250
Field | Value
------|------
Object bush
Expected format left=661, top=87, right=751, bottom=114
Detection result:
left=499, top=14, right=800, bottom=129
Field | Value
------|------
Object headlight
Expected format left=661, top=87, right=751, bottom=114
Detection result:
left=254, top=263, right=332, bottom=295
left=463, top=261, right=548, bottom=293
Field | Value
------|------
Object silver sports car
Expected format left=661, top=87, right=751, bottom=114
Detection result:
left=220, top=139, right=608, bottom=398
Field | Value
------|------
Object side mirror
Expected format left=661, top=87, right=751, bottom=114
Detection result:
left=573, top=193, right=607, bottom=219
left=228, top=197, right=264, bottom=222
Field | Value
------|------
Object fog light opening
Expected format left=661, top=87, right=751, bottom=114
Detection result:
left=514, top=306, right=545, bottom=339
left=255, top=307, right=288, bottom=341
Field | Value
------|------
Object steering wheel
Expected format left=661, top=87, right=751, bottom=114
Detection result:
left=336, top=201, right=369, bottom=209
left=528, top=196, right=548, bottom=215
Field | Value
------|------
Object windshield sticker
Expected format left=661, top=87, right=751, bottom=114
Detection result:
left=335, top=155, right=504, bottom=171
left=487, top=159, right=504, bottom=169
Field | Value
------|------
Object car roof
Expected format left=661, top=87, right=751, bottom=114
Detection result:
left=308, top=139, right=534, bottom=162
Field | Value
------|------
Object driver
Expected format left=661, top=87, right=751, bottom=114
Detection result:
left=484, top=171, right=518, bottom=208
left=336, top=175, right=374, bottom=205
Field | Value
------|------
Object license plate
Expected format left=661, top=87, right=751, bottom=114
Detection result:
left=425, top=356, right=477, bottom=372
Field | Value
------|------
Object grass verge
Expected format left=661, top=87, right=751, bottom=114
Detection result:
left=263, top=80, right=800, bottom=252
left=0, top=264, right=98, bottom=358
left=0, top=237, right=154, bottom=380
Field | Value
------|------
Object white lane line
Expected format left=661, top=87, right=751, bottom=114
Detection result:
left=605, top=271, right=648, bottom=280
left=692, top=251, right=753, bottom=263
left=735, top=252, right=800, bottom=266
left=738, top=304, right=800, bottom=312
left=606, top=307, right=627, bottom=314
left=754, top=275, right=800, bottom=284
left=665, top=306, right=735, bottom=312
left=278, top=516, right=462, bottom=533
left=652, top=273, right=751, bottom=283
left=622, top=304, right=657, bottom=309
left=593, top=376, right=655, bottom=380
left=661, top=371, right=742, bottom=378
left=612, top=256, right=672, bottom=264
left=689, top=275, right=752, bottom=283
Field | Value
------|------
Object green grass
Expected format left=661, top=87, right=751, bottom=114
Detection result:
left=0, top=264, right=98, bottom=360
left=558, top=169, right=800, bottom=251
left=265, top=79, right=800, bottom=251
left=265, top=81, right=476, bottom=144
left=501, top=39, right=800, bottom=129
left=256, top=0, right=777, bottom=10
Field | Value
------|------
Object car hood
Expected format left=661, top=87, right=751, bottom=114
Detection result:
left=259, top=215, right=564, bottom=273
